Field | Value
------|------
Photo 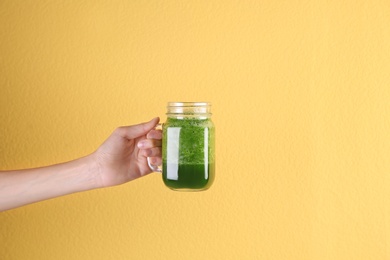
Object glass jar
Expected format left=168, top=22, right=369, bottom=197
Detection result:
left=150, top=102, right=215, bottom=191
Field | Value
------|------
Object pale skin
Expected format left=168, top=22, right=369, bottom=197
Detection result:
left=0, top=117, right=162, bottom=212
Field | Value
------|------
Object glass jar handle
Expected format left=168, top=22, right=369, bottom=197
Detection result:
left=147, top=123, right=163, bottom=173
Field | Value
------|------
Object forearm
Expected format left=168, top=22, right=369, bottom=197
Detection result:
left=0, top=154, right=101, bottom=211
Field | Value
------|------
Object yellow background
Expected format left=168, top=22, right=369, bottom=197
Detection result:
left=1, top=1, right=389, bottom=259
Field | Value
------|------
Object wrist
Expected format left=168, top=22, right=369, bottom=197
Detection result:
left=85, top=152, right=104, bottom=190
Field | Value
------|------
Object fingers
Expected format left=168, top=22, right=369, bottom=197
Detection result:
left=148, top=157, right=162, bottom=166
left=137, top=138, right=161, bottom=149
left=138, top=128, right=162, bottom=159
left=147, top=129, right=162, bottom=140
left=140, top=147, right=161, bottom=157
left=117, top=117, right=160, bottom=139
left=137, top=129, right=162, bottom=149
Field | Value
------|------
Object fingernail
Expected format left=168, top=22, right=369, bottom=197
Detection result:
left=137, top=141, right=145, bottom=148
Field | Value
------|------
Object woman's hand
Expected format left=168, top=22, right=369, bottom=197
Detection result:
left=0, top=117, right=162, bottom=211
left=93, top=117, right=162, bottom=187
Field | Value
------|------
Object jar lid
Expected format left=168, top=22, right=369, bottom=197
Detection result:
left=167, top=102, right=211, bottom=115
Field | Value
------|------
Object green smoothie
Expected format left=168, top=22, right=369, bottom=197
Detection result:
left=162, top=117, right=215, bottom=191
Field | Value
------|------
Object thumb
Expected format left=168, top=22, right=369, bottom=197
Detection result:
left=118, top=117, right=160, bottom=139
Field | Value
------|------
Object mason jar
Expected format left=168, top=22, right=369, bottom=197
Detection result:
left=149, top=102, right=215, bottom=191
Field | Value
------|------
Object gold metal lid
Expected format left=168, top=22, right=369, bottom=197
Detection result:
left=167, top=102, right=211, bottom=115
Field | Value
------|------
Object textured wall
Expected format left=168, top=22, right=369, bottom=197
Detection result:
left=1, top=1, right=389, bottom=259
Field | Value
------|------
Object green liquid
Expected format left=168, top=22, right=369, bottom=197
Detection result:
left=163, top=163, right=215, bottom=190
left=162, top=117, right=215, bottom=191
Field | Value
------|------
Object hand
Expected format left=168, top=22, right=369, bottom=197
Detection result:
left=93, top=117, right=162, bottom=187
left=0, top=117, right=162, bottom=211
